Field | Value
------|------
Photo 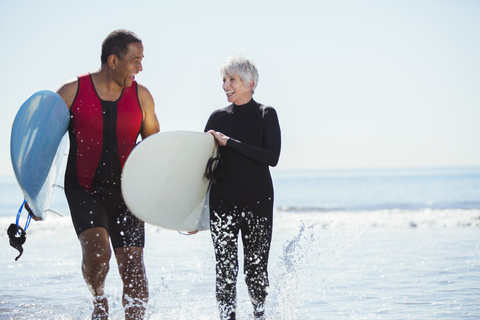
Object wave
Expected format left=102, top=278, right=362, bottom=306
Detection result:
left=277, top=201, right=480, bottom=212
left=1, top=208, right=478, bottom=241
left=273, top=208, right=480, bottom=229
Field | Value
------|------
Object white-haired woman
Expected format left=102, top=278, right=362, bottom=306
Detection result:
left=204, top=54, right=281, bottom=320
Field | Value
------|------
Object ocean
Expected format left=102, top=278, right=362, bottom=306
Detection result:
left=0, top=167, right=479, bottom=319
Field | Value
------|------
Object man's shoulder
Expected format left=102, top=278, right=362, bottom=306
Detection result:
left=135, top=82, right=154, bottom=110
left=56, top=77, right=79, bottom=108
left=135, top=82, right=152, bottom=97
left=59, top=77, right=79, bottom=90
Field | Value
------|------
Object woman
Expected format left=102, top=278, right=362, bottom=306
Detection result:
left=205, top=54, right=281, bottom=320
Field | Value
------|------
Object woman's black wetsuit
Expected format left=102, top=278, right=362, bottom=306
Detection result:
left=204, top=98, right=281, bottom=319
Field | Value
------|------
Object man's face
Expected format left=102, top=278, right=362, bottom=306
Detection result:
left=114, top=42, right=144, bottom=88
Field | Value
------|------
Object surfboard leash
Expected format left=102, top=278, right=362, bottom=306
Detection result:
left=205, top=156, right=224, bottom=184
left=7, top=199, right=30, bottom=261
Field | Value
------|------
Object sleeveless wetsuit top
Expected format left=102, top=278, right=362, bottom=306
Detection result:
left=65, top=74, right=143, bottom=193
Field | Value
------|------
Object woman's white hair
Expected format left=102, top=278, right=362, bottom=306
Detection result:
left=220, top=53, right=259, bottom=93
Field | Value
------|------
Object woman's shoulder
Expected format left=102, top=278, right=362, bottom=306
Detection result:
left=204, top=104, right=234, bottom=131
left=255, top=102, right=277, bottom=117
left=209, top=104, right=234, bottom=117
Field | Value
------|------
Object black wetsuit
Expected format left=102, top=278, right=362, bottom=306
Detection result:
left=204, top=99, right=281, bottom=319
left=65, top=74, right=145, bottom=248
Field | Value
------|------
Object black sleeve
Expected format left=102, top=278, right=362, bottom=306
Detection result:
left=226, top=107, right=281, bottom=167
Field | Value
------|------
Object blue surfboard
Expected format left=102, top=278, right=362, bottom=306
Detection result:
left=10, top=90, right=70, bottom=219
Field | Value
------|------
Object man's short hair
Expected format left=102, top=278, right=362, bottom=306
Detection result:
left=101, top=29, right=142, bottom=64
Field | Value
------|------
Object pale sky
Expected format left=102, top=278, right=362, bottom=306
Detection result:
left=1, top=0, right=479, bottom=176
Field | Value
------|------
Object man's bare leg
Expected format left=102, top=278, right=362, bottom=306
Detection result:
left=115, top=247, right=149, bottom=320
left=79, top=227, right=111, bottom=320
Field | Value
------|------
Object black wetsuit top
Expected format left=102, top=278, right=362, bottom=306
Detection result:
left=204, top=99, right=281, bottom=215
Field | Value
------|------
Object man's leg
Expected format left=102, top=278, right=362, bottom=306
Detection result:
left=115, top=247, right=149, bottom=320
left=79, top=227, right=111, bottom=320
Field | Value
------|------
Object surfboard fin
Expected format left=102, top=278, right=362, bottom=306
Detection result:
left=45, top=209, right=63, bottom=217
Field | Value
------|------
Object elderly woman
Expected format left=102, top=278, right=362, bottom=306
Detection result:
left=204, top=54, right=281, bottom=320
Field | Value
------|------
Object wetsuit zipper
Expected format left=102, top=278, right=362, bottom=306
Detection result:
left=108, top=101, right=116, bottom=185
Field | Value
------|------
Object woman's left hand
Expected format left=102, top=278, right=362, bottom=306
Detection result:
left=207, top=130, right=230, bottom=147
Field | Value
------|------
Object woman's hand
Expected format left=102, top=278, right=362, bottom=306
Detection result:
left=207, top=130, right=230, bottom=147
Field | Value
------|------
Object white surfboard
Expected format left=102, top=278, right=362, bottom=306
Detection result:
left=121, top=131, right=217, bottom=231
left=10, top=90, right=70, bottom=219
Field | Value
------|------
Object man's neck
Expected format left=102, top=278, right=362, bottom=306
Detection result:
left=90, top=67, right=124, bottom=101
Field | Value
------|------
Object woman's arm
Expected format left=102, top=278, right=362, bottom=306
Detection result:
left=209, top=107, right=281, bottom=166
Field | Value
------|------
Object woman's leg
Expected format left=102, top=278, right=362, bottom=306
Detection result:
left=210, top=202, right=241, bottom=320
left=241, top=213, right=273, bottom=319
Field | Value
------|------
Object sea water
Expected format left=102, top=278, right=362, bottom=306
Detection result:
left=0, top=168, right=479, bottom=319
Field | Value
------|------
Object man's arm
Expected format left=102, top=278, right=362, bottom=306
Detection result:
left=138, top=84, right=160, bottom=139
left=27, top=78, right=78, bottom=222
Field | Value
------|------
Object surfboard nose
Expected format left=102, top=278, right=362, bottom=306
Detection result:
left=122, top=131, right=217, bottom=232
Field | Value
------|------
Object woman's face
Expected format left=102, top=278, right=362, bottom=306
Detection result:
left=222, top=73, right=252, bottom=105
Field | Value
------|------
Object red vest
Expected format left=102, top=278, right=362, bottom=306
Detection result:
left=68, top=74, right=143, bottom=192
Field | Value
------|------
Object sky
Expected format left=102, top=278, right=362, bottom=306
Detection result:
left=1, top=0, right=479, bottom=176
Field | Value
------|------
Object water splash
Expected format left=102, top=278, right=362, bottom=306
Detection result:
left=272, top=220, right=367, bottom=319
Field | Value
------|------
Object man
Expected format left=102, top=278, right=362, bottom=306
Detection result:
left=56, top=29, right=159, bottom=319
